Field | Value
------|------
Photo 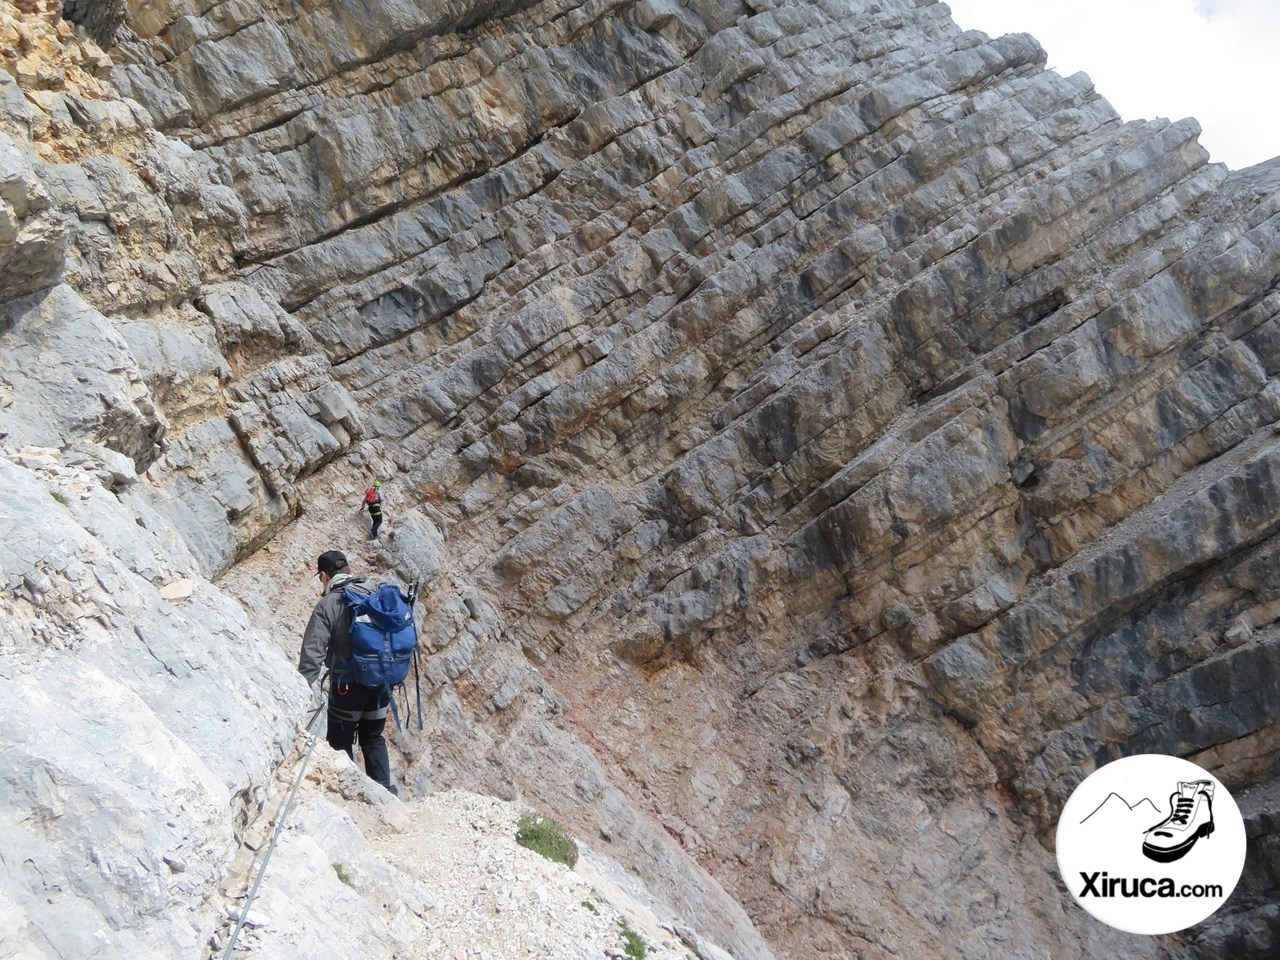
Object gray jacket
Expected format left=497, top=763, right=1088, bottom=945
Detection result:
left=298, top=574, right=370, bottom=684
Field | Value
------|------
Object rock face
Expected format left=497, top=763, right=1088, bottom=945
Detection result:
left=1, top=0, right=1278, bottom=958
left=59, top=0, right=126, bottom=48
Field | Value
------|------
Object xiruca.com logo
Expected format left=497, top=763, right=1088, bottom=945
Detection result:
left=1057, top=755, right=1247, bottom=935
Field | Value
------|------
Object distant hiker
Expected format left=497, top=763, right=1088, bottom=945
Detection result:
left=364, top=481, right=384, bottom=539
left=299, top=550, right=397, bottom=795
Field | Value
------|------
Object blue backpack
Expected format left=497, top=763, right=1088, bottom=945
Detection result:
left=337, top=582, right=422, bottom=729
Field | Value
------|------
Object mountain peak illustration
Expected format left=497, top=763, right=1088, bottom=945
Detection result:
left=1080, top=792, right=1161, bottom=825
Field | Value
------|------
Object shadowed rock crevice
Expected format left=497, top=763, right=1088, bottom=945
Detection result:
left=60, top=0, right=126, bottom=49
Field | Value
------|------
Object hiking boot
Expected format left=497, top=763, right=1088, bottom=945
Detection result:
left=1143, top=780, right=1214, bottom=863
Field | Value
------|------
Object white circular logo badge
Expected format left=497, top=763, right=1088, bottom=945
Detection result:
left=1056, top=754, right=1246, bottom=935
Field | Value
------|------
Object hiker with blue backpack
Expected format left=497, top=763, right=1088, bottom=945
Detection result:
left=299, top=550, right=421, bottom=796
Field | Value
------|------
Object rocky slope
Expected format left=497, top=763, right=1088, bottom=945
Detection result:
left=1, top=0, right=1277, bottom=958
left=216, top=758, right=716, bottom=960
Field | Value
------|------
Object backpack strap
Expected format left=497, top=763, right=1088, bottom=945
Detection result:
left=387, top=683, right=402, bottom=731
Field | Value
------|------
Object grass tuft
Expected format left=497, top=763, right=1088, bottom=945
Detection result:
left=619, top=919, right=646, bottom=959
left=515, top=812, right=578, bottom=868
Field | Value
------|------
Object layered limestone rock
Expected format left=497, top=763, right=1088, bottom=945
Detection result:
left=1, top=0, right=1278, bottom=958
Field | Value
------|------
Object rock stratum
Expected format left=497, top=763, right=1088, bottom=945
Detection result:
left=0, top=0, right=1277, bottom=958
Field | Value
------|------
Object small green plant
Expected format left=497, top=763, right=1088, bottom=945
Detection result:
left=619, top=919, right=646, bottom=960
left=515, top=812, right=579, bottom=868
left=581, top=900, right=599, bottom=915
left=332, top=862, right=354, bottom=887
left=49, top=490, right=68, bottom=505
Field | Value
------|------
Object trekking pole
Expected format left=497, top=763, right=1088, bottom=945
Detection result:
left=221, top=676, right=328, bottom=959
left=413, top=648, right=424, bottom=732
left=406, top=582, right=424, bottom=730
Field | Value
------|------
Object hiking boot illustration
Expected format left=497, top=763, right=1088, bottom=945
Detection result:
left=1143, top=780, right=1215, bottom=863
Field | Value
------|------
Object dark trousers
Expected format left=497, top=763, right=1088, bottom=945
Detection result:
left=327, top=682, right=395, bottom=793
left=369, top=512, right=383, bottom=538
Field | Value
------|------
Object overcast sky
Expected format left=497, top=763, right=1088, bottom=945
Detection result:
left=943, top=0, right=1280, bottom=170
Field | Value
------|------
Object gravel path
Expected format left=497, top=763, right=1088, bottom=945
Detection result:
left=370, top=791, right=692, bottom=960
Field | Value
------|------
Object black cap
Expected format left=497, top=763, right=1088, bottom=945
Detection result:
left=316, top=550, right=348, bottom=575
